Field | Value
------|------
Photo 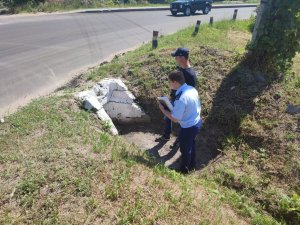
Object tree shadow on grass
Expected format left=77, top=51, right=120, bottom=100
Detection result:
left=117, top=120, right=181, bottom=169
left=192, top=64, right=272, bottom=170
left=118, top=56, right=275, bottom=173
left=147, top=140, right=180, bottom=166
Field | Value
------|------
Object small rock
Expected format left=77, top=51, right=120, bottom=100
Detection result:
left=286, top=104, right=300, bottom=115
left=230, top=86, right=235, bottom=91
left=253, top=97, right=260, bottom=103
left=0, top=118, right=4, bottom=123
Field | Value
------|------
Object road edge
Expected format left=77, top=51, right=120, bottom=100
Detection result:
left=0, top=4, right=258, bottom=17
left=80, top=4, right=258, bottom=13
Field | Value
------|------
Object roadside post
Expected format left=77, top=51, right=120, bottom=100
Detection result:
left=152, top=31, right=159, bottom=49
left=233, top=9, right=238, bottom=20
left=193, top=20, right=201, bottom=36
left=209, top=17, right=213, bottom=25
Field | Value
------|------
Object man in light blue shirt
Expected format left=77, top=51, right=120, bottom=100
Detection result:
left=156, top=47, right=197, bottom=143
left=158, top=71, right=202, bottom=173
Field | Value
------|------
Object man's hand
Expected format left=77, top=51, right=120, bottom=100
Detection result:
left=158, top=101, right=165, bottom=112
left=157, top=100, right=178, bottom=123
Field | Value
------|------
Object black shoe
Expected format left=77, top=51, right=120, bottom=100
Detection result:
left=177, top=165, right=195, bottom=174
left=155, top=134, right=170, bottom=142
left=177, top=166, right=189, bottom=174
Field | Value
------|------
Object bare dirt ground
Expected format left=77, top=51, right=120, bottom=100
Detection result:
left=117, top=122, right=183, bottom=170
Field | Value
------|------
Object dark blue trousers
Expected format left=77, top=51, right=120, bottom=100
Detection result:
left=163, top=92, right=176, bottom=137
left=163, top=116, right=172, bottom=137
left=179, top=120, right=202, bottom=171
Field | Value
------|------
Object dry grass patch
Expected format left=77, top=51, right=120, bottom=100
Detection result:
left=227, top=30, right=251, bottom=52
left=293, top=53, right=300, bottom=75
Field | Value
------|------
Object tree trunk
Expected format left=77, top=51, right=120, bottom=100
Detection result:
left=251, top=0, right=270, bottom=45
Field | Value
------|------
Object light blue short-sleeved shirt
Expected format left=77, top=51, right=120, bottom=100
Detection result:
left=171, top=83, right=201, bottom=128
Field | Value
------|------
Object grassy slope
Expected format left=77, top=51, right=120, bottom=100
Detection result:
left=0, top=97, right=245, bottom=224
left=0, top=19, right=299, bottom=224
left=88, top=19, right=300, bottom=224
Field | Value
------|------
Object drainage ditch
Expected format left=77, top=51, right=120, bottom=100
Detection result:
left=77, top=78, right=182, bottom=169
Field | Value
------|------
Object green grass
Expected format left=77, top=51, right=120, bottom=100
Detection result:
left=1, top=19, right=297, bottom=224
left=0, top=103, right=253, bottom=223
left=2, top=93, right=244, bottom=223
left=283, top=54, right=300, bottom=105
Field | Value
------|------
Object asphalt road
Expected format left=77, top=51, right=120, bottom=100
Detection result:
left=0, top=7, right=256, bottom=117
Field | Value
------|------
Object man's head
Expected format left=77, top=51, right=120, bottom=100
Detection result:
left=171, top=47, right=189, bottom=58
left=168, top=71, right=185, bottom=90
left=171, top=47, right=189, bottom=67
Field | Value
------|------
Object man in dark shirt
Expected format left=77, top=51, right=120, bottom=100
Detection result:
left=156, top=47, right=197, bottom=142
left=173, top=48, right=197, bottom=88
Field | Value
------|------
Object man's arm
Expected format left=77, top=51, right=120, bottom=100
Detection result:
left=158, top=102, right=179, bottom=123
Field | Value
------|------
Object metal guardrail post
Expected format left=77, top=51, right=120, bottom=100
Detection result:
left=152, top=31, right=159, bottom=49
left=233, top=9, right=238, bottom=20
left=193, top=20, right=201, bottom=35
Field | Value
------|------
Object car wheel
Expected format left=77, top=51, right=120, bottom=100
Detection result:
left=203, top=5, right=211, bottom=15
left=171, top=11, right=177, bottom=16
left=184, top=7, right=191, bottom=16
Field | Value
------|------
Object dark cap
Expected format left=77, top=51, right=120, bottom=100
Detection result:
left=171, top=47, right=189, bottom=57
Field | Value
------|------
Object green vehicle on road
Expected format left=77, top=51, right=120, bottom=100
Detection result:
left=170, top=0, right=212, bottom=16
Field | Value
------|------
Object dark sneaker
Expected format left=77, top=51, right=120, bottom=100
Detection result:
left=176, top=165, right=195, bottom=174
left=177, top=166, right=189, bottom=174
left=155, top=134, right=170, bottom=142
